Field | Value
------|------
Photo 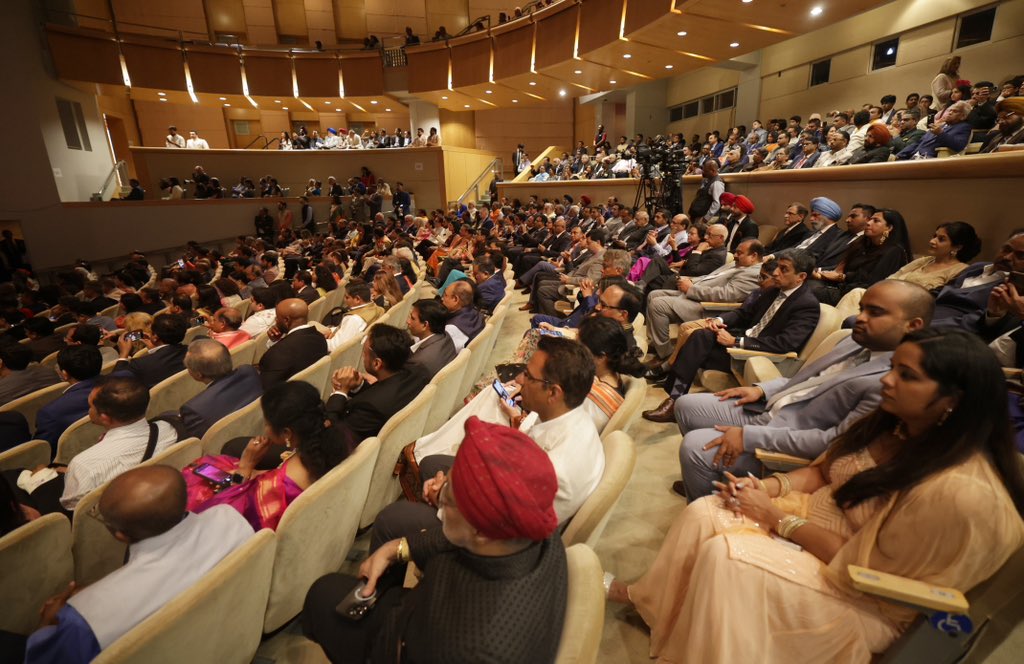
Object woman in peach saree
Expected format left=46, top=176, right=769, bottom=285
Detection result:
left=608, top=329, right=1024, bottom=663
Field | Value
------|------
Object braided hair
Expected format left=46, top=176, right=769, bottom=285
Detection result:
left=261, top=382, right=353, bottom=480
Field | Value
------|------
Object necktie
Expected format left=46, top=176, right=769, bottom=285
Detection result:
left=766, top=348, right=872, bottom=410
left=747, top=292, right=787, bottom=338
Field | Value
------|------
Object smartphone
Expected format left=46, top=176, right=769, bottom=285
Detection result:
left=492, top=379, right=517, bottom=408
left=1010, top=272, right=1024, bottom=292
left=539, top=328, right=564, bottom=337
left=334, top=581, right=378, bottom=621
left=123, top=330, right=144, bottom=343
left=194, top=463, right=232, bottom=487
left=190, top=315, right=207, bottom=327
left=176, top=258, right=186, bottom=269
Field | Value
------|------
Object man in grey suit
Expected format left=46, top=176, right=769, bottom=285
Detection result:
left=174, top=339, right=263, bottom=439
left=522, top=229, right=608, bottom=315
left=673, top=280, right=934, bottom=499
left=645, top=239, right=764, bottom=363
left=405, top=299, right=457, bottom=379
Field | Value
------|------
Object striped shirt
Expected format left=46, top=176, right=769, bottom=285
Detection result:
left=60, top=419, right=178, bottom=510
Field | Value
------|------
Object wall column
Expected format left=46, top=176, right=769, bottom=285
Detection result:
left=625, top=79, right=668, bottom=140
left=409, top=100, right=441, bottom=135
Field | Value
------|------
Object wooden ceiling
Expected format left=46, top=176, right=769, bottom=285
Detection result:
left=46, top=0, right=891, bottom=112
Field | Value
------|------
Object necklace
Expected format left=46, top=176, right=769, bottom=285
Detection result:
left=892, top=422, right=908, bottom=441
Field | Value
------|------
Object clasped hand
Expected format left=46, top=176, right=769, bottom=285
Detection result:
left=712, top=471, right=779, bottom=530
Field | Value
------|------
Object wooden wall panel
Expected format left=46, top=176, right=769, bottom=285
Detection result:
left=122, top=43, right=188, bottom=91
left=578, top=0, right=622, bottom=55
left=492, top=23, right=533, bottom=79
left=244, top=54, right=294, bottom=96
left=187, top=50, right=244, bottom=94
left=340, top=53, right=384, bottom=96
left=406, top=47, right=450, bottom=93
left=295, top=56, right=340, bottom=98
left=45, top=28, right=123, bottom=85
left=534, top=4, right=577, bottom=70
left=623, top=0, right=672, bottom=35
left=134, top=100, right=230, bottom=148
left=206, top=0, right=248, bottom=35
left=450, top=38, right=491, bottom=88
left=273, top=0, right=309, bottom=38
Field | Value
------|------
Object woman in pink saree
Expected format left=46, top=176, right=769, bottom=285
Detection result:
left=184, top=382, right=354, bottom=531
left=607, top=329, right=1024, bottom=663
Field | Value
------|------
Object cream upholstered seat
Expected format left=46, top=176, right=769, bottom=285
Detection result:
left=182, top=325, right=208, bottom=346
left=98, top=303, right=120, bottom=318
left=0, top=381, right=68, bottom=431
left=228, top=338, right=257, bottom=368
left=263, top=437, right=380, bottom=632
left=0, top=513, right=74, bottom=635
left=232, top=298, right=251, bottom=319
left=600, top=375, right=645, bottom=438
left=250, top=329, right=272, bottom=364
left=562, top=432, right=637, bottom=549
left=71, top=438, right=203, bottom=586
left=422, top=347, right=471, bottom=434
left=307, top=297, right=327, bottom=327
left=322, top=278, right=348, bottom=314
left=359, top=384, right=436, bottom=529
left=554, top=544, right=605, bottom=664
left=93, top=530, right=276, bottom=664
left=145, top=369, right=206, bottom=419
left=200, top=397, right=263, bottom=455
left=287, top=355, right=332, bottom=395
left=54, top=415, right=105, bottom=464
left=743, top=328, right=852, bottom=386
left=453, top=323, right=498, bottom=414
left=0, top=438, right=52, bottom=471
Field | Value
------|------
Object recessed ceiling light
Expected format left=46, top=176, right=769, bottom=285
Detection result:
left=464, top=104, right=470, bottom=108
left=730, top=42, right=740, bottom=48
left=559, top=89, right=567, bottom=96
left=223, top=103, right=230, bottom=107
left=609, top=79, right=617, bottom=84
left=157, top=91, right=166, bottom=96
left=623, top=53, right=632, bottom=59
left=573, top=69, right=582, bottom=74
left=159, top=98, right=167, bottom=102
left=677, top=31, right=687, bottom=37
left=665, top=65, right=673, bottom=69
left=512, top=99, right=519, bottom=103
left=385, top=108, right=392, bottom=112
left=485, top=89, right=493, bottom=94
left=529, top=81, right=536, bottom=86
left=324, top=101, right=331, bottom=105
left=810, top=5, right=822, bottom=16
left=370, top=100, right=378, bottom=104
left=335, top=108, right=341, bottom=111
left=441, top=95, right=448, bottom=100
left=219, top=97, right=226, bottom=101
left=742, top=0, right=753, bottom=3
left=274, top=100, right=281, bottom=103
left=282, top=106, right=289, bottom=110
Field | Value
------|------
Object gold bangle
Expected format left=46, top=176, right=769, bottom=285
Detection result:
left=395, top=537, right=409, bottom=564
left=771, top=472, right=791, bottom=497
left=775, top=515, right=808, bottom=539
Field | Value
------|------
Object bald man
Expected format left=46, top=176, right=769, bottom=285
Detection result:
left=257, top=298, right=328, bottom=390
left=441, top=281, right=484, bottom=349
left=24, top=466, right=252, bottom=663
left=204, top=307, right=251, bottom=349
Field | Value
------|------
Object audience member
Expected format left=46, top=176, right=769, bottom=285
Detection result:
left=258, top=298, right=327, bottom=390
left=323, top=278, right=384, bottom=351
left=113, top=313, right=189, bottom=388
left=203, top=307, right=251, bottom=349
left=405, top=299, right=457, bottom=379
left=33, top=345, right=103, bottom=451
left=0, top=342, right=60, bottom=405
left=174, top=339, right=262, bottom=439
left=442, top=280, right=484, bottom=349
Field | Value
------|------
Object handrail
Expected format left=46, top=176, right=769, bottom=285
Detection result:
left=453, top=158, right=503, bottom=208
left=454, top=15, right=492, bottom=38
left=243, top=135, right=270, bottom=150
left=91, top=160, right=128, bottom=202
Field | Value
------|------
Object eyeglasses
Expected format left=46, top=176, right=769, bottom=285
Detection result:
left=522, top=366, right=554, bottom=386
left=997, top=112, right=1019, bottom=121
left=595, top=297, right=625, bottom=311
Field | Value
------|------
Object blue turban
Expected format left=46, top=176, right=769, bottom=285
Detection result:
left=810, top=197, right=841, bottom=221
left=327, top=128, right=338, bottom=135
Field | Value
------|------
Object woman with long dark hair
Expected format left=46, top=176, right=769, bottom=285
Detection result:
left=183, top=381, right=354, bottom=531
left=577, top=316, right=645, bottom=430
left=812, top=208, right=911, bottom=304
left=609, top=328, right=1024, bottom=662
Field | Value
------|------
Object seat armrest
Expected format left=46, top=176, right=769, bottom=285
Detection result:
left=847, top=565, right=968, bottom=614
left=701, top=302, right=743, bottom=311
left=727, top=348, right=798, bottom=362
left=755, top=449, right=811, bottom=471
left=1004, top=368, right=1022, bottom=379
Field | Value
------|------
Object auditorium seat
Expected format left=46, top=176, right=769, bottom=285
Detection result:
left=554, top=544, right=605, bottom=664
left=0, top=381, right=69, bottom=431
left=145, top=369, right=206, bottom=419
left=250, top=329, right=272, bottom=363
left=422, top=347, right=472, bottom=434
left=200, top=397, right=263, bottom=455
left=54, top=414, right=105, bottom=464
left=453, top=323, right=497, bottom=412
left=228, top=338, right=257, bottom=367
left=0, top=513, right=74, bottom=636
left=0, top=438, right=51, bottom=472
left=600, top=376, right=645, bottom=439
left=562, top=432, right=636, bottom=549
left=287, top=355, right=332, bottom=395
left=307, top=297, right=327, bottom=327
left=743, top=328, right=852, bottom=386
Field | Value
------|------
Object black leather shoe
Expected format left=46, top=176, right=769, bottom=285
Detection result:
left=642, top=397, right=676, bottom=423
left=644, top=366, right=668, bottom=382
left=671, top=480, right=687, bottom=497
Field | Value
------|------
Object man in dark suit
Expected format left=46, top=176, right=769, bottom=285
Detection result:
left=719, top=194, right=759, bottom=253
left=442, top=281, right=484, bottom=349
left=513, top=217, right=571, bottom=279
left=611, top=209, right=652, bottom=252
left=326, top=324, right=428, bottom=441
left=113, top=313, right=189, bottom=389
left=258, top=298, right=328, bottom=391
left=34, top=345, right=103, bottom=452
left=766, top=202, right=811, bottom=252
left=405, top=300, right=457, bottom=379
left=292, top=270, right=320, bottom=305
left=176, top=339, right=263, bottom=439
left=678, top=224, right=729, bottom=277
left=644, top=249, right=821, bottom=422
left=22, top=318, right=65, bottom=363
left=471, top=257, right=506, bottom=313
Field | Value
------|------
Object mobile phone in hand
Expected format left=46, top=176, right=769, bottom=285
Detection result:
left=492, top=379, right=517, bottom=408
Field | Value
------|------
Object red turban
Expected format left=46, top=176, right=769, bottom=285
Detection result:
left=733, top=195, right=755, bottom=214
left=866, top=124, right=892, bottom=146
left=719, top=192, right=737, bottom=206
left=450, top=417, right=558, bottom=541
left=580, top=195, right=591, bottom=206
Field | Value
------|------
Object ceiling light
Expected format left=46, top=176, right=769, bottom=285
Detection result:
left=442, top=95, right=448, bottom=100
left=677, top=31, right=687, bottom=37
left=512, top=99, right=519, bottom=103
left=282, top=106, right=289, bottom=110
left=559, top=89, right=567, bottom=96
left=529, top=81, right=537, bottom=86
left=324, top=101, right=331, bottom=105
left=370, top=100, right=378, bottom=104
left=886, top=47, right=894, bottom=55
left=742, top=0, right=753, bottom=3
left=385, top=108, right=392, bottom=112
left=219, top=97, right=226, bottom=101
left=157, top=91, right=166, bottom=96
left=223, top=103, right=230, bottom=107
left=464, top=104, right=470, bottom=108
left=574, top=69, right=582, bottom=74
left=810, top=6, right=823, bottom=16
left=623, top=53, right=632, bottom=59
left=730, top=42, right=740, bottom=48
left=485, top=89, right=493, bottom=94
left=335, top=108, right=341, bottom=111
left=609, top=79, right=617, bottom=84
left=274, top=100, right=281, bottom=103
left=159, top=98, right=167, bottom=102
left=665, top=65, right=673, bottom=69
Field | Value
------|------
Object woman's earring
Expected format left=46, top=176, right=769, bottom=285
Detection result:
left=937, top=407, right=953, bottom=426
left=881, top=230, right=890, bottom=242
left=950, top=249, right=958, bottom=259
